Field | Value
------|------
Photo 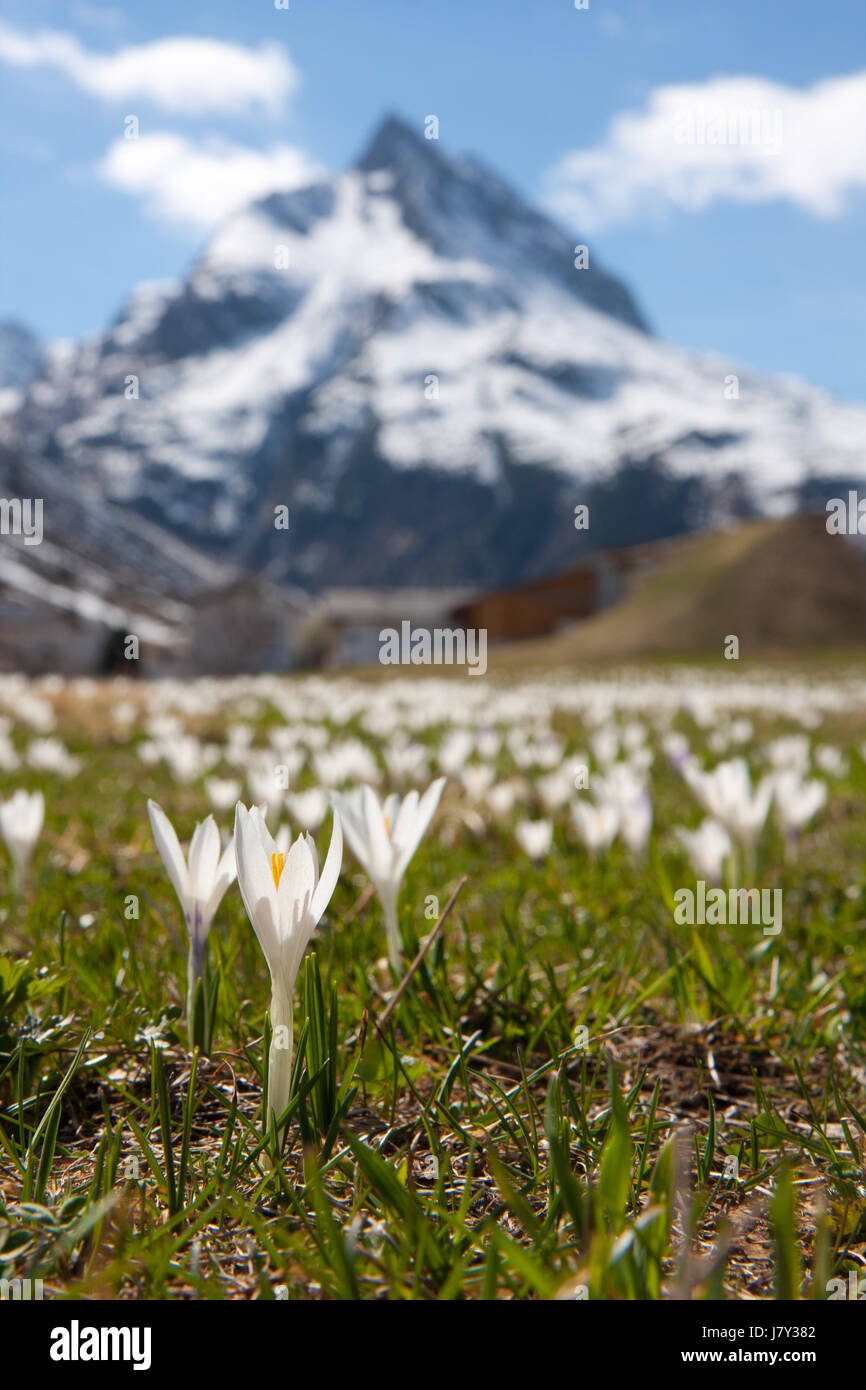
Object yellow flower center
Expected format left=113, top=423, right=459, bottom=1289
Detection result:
left=271, top=852, right=286, bottom=889
left=383, top=815, right=390, bottom=835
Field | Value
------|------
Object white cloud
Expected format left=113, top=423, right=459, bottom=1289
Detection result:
left=98, top=132, right=321, bottom=228
left=0, top=23, right=297, bottom=115
left=545, top=71, right=866, bottom=230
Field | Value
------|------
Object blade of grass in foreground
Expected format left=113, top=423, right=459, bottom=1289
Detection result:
left=23, top=1029, right=90, bottom=1203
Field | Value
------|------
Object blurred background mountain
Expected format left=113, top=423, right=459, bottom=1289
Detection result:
left=2, top=116, right=866, bottom=673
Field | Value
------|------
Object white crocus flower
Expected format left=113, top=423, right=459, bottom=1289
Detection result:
left=438, top=731, right=473, bottom=777
left=384, top=739, right=429, bottom=782
left=486, top=780, right=523, bottom=819
left=537, top=766, right=577, bottom=811
left=662, top=732, right=692, bottom=771
left=146, top=799, right=236, bottom=1040
left=0, top=734, right=20, bottom=772
left=629, top=746, right=654, bottom=776
left=622, top=722, right=648, bottom=754
left=595, top=762, right=645, bottom=812
left=476, top=728, right=501, bottom=761
left=572, top=799, right=619, bottom=855
left=815, top=744, right=847, bottom=778
left=514, top=734, right=564, bottom=771
left=592, top=764, right=652, bottom=856
left=772, top=773, right=826, bottom=832
left=767, top=735, right=810, bottom=774
left=331, top=778, right=446, bottom=971
left=461, top=764, right=495, bottom=802
left=314, top=741, right=380, bottom=787
left=516, top=818, right=553, bottom=862
left=234, top=802, right=342, bottom=1137
left=685, top=757, right=773, bottom=848
left=619, top=792, right=653, bottom=858
left=27, top=738, right=81, bottom=778
left=591, top=727, right=619, bottom=769
left=247, top=766, right=285, bottom=823
left=675, top=819, right=732, bottom=884
left=772, top=772, right=827, bottom=854
left=205, top=777, right=242, bottom=812
left=0, top=789, right=44, bottom=891
left=286, top=787, right=328, bottom=830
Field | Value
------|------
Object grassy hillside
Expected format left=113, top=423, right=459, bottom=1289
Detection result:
left=494, top=515, right=866, bottom=667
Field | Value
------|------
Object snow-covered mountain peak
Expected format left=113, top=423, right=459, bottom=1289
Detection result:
left=355, top=113, right=434, bottom=173
left=5, top=115, right=866, bottom=590
left=196, top=112, right=648, bottom=334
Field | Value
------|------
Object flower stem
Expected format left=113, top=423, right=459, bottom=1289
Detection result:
left=383, top=897, right=402, bottom=975
left=186, top=939, right=207, bottom=1045
left=267, top=987, right=294, bottom=1140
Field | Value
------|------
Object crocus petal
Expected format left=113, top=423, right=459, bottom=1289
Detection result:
left=274, top=836, right=321, bottom=989
left=394, top=776, right=445, bottom=879
left=188, top=815, right=221, bottom=901
left=303, top=831, right=320, bottom=887
left=310, top=810, right=342, bottom=927
left=147, top=799, right=191, bottom=911
left=203, top=835, right=237, bottom=924
left=249, top=803, right=283, bottom=861
left=362, top=784, right=394, bottom=883
left=234, top=803, right=280, bottom=968
left=390, top=789, right=420, bottom=853
left=276, top=834, right=317, bottom=939
left=331, top=790, right=372, bottom=874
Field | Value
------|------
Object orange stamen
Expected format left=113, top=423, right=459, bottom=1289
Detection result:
left=271, top=852, right=286, bottom=889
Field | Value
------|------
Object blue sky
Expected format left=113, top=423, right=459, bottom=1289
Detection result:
left=1, top=0, right=865, bottom=399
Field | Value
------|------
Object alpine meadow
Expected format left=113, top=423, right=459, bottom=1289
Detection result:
left=1, top=0, right=866, bottom=1346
